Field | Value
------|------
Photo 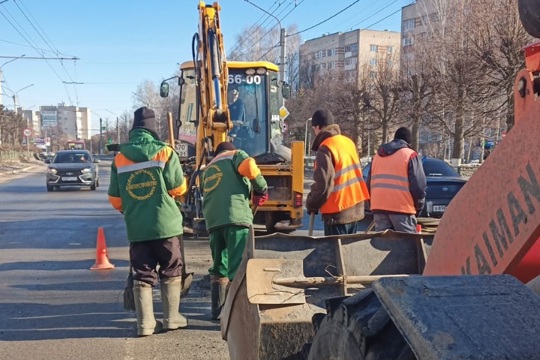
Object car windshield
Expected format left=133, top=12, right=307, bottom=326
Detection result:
left=53, top=152, right=90, bottom=163
left=422, top=159, right=459, bottom=177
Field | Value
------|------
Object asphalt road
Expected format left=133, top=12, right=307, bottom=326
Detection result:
left=0, top=159, right=367, bottom=359
left=0, top=161, right=231, bottom=360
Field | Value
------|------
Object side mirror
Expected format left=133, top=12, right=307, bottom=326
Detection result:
left=281, top=82, right=291, bottom=99
left=160, top=81, right=170, bottom=98
left=44, top=159, right=51, bottom=164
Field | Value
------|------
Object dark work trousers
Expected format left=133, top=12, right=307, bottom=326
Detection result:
left=324, top=221, right=358, bottom=236
left=373, top=213, right=417, bottom=233
left=130, top=236, right=183, bottom=286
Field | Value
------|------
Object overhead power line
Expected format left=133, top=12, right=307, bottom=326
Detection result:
left=287, top=0, right=360, bottom=37
left=0, top=55, right=79, bottom=60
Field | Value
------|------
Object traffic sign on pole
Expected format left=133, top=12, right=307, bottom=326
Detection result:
left=23, top=128, right=32, bottom=137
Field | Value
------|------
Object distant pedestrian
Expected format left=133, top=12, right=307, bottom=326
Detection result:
left=108, top=106, right=188, bottom=336
left=306, top=109, right=370, bottom=236
left=367, top=127, right=427, bottom=233
left=201, top=141, right=267, bottom=320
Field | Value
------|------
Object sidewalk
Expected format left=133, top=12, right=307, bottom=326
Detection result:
left=0, top=159, right=45, bottom=177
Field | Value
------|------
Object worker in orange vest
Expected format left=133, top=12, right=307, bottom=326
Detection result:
left=367, top=127, right=427, bottom=233
left=306, top=109, right=370, bottom=235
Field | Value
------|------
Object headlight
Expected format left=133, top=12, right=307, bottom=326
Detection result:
left=47, top=168, right=57, bottom=175
left=81, top=167, right=92, bottom=174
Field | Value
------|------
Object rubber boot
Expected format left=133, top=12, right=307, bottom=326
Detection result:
left=133, top=280, right=162, bottom=337
left=160, top=276, right=188, bottom=331
left=210, top=276, right=229, bottom=320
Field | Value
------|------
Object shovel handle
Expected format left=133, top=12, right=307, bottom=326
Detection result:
left=308, top=213, right=315, bottom=236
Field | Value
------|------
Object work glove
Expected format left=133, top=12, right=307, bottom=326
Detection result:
left=252, top=193, right=268, bottom=207
left=307, top=209, right=318, bottom=216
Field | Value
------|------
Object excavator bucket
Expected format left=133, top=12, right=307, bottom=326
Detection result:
left=220, top=228, right=433, bottom=360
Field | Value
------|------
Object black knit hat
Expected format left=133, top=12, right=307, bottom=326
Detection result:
left=132, top=107, right=157, bottom=136
left=311, top=109, right=334, bottom=127
left=216, top=141, right=236, bottom=154
left=394, top=127, right=412, bottom=145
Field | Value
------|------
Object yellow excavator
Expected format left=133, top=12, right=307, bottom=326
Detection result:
left=160, top=1, right=304, bottom=236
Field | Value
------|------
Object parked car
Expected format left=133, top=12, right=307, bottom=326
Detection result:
left=45, top=150, right=100, bottom=191
left=362, top=157, right=467, bottom=218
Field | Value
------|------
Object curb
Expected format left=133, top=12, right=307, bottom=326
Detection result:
left=0, top=165, right=38, bottom=177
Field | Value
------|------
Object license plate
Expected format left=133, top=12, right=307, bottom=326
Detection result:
left=62, top=176, right=78, bottom=181
left=433, top=205, right=446, bottom=212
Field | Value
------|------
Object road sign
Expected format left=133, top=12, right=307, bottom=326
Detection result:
left=501, top=130, right=507, bottom=138
left=23, top=128, right=32, bottom=137
left=281, top=122, right=288, bottom=132
left=279, top=106, right=290, bottom=121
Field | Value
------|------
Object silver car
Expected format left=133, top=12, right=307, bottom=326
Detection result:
left=45, top=150, right=100, bottom=191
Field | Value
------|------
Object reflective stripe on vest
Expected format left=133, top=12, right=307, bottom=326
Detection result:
left=319, top=135, right=369, bottom=214
left=117, top=160, right=166, bottom=174
left=370, top=147, right=416, bottom=214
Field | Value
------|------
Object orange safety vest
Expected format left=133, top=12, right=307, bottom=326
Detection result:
left=318, top=135, right=369, bottom=214
left=370, top=148, right=416, bottom=214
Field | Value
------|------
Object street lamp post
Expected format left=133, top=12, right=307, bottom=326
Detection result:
left=244, top=0, right=286, bottom=83
left=0, top=54, right=26, bottom=107
left=10, top=83, right=34, bottom=111
left=106, top=109, right=120, bottom=144
left=304, top=118, right=312, bottom=157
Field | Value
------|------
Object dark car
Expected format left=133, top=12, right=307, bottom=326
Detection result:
left=362, top=157, right=467, bottom=218
left=45, top=150, right=100, bottom=191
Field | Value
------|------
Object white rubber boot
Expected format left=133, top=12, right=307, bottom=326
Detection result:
left=161, top=277, right=188, bottom=330
left=133, top=280, right=162, bottom=336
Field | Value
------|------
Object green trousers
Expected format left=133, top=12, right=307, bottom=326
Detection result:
left=208, top=225, right=249, bottom=280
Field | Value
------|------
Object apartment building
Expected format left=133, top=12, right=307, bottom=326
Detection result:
left=40, top=104, right=92, bottom=140
left=401, top=0, right=438, bottom=67
left=299, top=28, right=401, bottom=86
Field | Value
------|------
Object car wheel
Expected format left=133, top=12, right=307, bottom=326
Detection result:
left=90, top=182, right=97, bottom=191
left=46, top=185, right=54, bottom=192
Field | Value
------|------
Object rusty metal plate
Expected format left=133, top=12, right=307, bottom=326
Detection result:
left=425, top=71, right=540, bottom=276
left=246, top=258, right=306, bottom=305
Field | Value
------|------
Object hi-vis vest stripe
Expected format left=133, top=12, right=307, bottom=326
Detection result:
left=318, top=135, right=369, bottom=214
left=370, top=147, right=416, bottom=214
left=117, top=160, right=166, bottom=174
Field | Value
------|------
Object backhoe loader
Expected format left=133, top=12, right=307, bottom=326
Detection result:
left=159, top=2, right=304, bottom=236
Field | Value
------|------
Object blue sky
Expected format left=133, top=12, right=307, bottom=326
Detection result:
left=0, top=0, right=408, bottom=131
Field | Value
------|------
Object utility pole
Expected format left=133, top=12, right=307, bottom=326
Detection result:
left=99, top=118, right=103, bottom=155
left=245, top=0, right=287, bottom=82
left=279, top=28, right=286, bottom=83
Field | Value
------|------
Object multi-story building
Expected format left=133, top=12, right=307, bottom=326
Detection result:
left=401, top=0, right=438, bottom=68
left=41, top=104, right=91, bottom=140
left=20, top=109, right=40, bottom=136
left=299, top=29, right=401, bottom=87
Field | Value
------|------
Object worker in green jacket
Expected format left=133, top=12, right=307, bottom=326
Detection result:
left=201, top=141, right=268, bottom=320
left=108, top=106, right=188, bottom=337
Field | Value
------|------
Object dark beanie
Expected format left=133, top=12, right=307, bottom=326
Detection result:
left=311, top=109, right=334, bottom=127
left=216, top=141, right=236, bottom=154
left=132, top=107, right=157, bottom=135
left=394, top=127, right=412, bottom=144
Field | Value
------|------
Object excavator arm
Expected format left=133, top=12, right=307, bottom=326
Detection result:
left=194, top=1, right=231, bottom=169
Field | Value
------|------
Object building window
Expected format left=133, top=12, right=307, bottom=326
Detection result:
left=344, top=43, right=358, bottom=53
left=370, top=58, right=378, bottom=66
left=403, top=19, right=415, bottom=31
left=370, top=45, right=378, bottom=52
left=387, top=46, right=393, bottom=53
left=402, top=37, right=414, bottom=47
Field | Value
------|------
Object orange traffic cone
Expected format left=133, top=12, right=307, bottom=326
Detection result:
left=416, top=224, right=422, bottom=234
left=90, top=227, right=115, bottom=270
